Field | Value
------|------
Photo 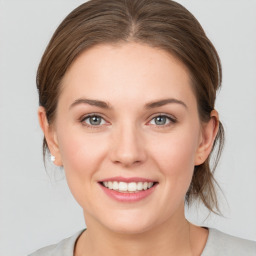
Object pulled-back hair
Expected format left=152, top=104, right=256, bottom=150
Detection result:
left=37, top=0, right=224, bottom=213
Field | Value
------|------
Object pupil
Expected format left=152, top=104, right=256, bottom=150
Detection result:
left=156, top=116, right=166, bottom=125
left=90, top=116, right=101, bottom=125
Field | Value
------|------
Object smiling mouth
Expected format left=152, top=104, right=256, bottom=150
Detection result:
left=99, top=181, right=158, bottom=193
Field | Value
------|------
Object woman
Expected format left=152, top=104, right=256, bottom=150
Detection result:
left=30, top=0, right=256, bottom=255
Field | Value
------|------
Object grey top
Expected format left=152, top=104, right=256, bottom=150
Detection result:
left=29, top=228, right=256, bottom=256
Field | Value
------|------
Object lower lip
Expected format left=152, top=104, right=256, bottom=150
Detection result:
left=99, top=183, right=157, bottom=202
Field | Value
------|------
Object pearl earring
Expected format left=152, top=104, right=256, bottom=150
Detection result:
left=50, top=155, right=56, bottom=162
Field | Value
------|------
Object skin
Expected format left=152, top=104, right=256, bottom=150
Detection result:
left=39, top=42, right=219, bottom=256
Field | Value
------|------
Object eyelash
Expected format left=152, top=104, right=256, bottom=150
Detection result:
left=80, top=113, right=177, bottom=129
left=80, top=113, right=108, bottom=129
left=148, top=114, right=177, bottom=128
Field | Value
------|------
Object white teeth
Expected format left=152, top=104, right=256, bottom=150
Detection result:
left=119, top=182, right=128, bottom=191
left=102, top=181, right=155, bottom=192
left=108, top=181, right=113, bottom=189
left=148, top=182, right=153, bottom=188
left=113, top=181, right=119, bottom=190
left=128, top=182, right=136, bottom=192
left=137, top=182, right=143, bottom=191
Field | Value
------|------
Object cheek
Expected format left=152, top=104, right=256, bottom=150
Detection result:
left=56, top=128, right=108, bottom=203
left=150, top=126, right=200, bottom=188
left=57, top=125, right=107, bottom=171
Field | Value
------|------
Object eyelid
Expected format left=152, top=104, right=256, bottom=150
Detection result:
left=80, top=113, right=110, bottom=128
left=147, top=113, right=177, bottom=126
left=79, top=112, right=177, bottom=128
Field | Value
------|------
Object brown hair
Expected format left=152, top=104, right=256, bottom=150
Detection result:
left=37, top=0, right=224, bottom=213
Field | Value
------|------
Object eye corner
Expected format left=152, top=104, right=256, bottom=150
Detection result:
left=80, top=113, right=109, bottom=128
left=147, top=114, right=177, bottom=127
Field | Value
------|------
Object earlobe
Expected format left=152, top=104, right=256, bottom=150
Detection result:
left=194, top=110, right=219, bottom=166
left=38, top=106, right=63, bottom=166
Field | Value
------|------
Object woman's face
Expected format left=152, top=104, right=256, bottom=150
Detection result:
left=48, top=42, right=207, bottom=234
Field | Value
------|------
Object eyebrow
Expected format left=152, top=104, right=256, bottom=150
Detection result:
left=69, top=98, right=111, bottom=110
left=69, top=97, right=187, bottom=110
left=145, top=98, right=187, bottom=109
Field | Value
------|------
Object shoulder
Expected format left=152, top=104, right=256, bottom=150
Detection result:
left=28, top=230, right=84, bottom=256
left=202, top=228, right=256, bottom=256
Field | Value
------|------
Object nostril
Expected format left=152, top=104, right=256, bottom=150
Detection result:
left=109, top=132, right=147, bottom=166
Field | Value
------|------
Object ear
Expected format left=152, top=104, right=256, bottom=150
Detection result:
left=38, top=106, right=63, bottom=166
left=194, top=110, right=219, bottom=166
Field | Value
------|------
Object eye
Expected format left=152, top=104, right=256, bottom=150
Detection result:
left=149, top=115, right=176, bottom=126
left=82, top=115, right=106, bottom=126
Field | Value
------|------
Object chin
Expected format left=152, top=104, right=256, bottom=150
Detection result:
left=96, top=209, right=161, bottom=235
left=107, top=222, right=155, bottom=235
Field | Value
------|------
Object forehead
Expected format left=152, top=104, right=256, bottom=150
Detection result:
left=60, top=42, right=195, bottom=107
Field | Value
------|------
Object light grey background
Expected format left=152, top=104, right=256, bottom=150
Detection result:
left=0, top=1, right=256, bottom=255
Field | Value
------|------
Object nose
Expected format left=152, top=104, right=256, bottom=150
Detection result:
left=109, top=123, right=147, bottom=167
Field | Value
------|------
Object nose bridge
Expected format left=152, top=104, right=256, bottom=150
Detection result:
left=110, top=120, right=146, bottom=166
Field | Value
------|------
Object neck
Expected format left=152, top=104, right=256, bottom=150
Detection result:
left=75, top=207, right=197, bottom=256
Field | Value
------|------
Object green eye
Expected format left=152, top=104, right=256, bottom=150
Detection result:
left=154, top=116, right=168, bottom=125
left=149, top=115, right=176, bottom=126
left=83, top=115, right=106, bottom=126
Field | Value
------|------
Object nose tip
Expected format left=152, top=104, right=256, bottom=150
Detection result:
left=109, top=126, right=147, bottom=167
left=112, top=152, right=142, bottom=167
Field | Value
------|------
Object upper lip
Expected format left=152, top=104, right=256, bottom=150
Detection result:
left=99, top=176, right=157, bottom=183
